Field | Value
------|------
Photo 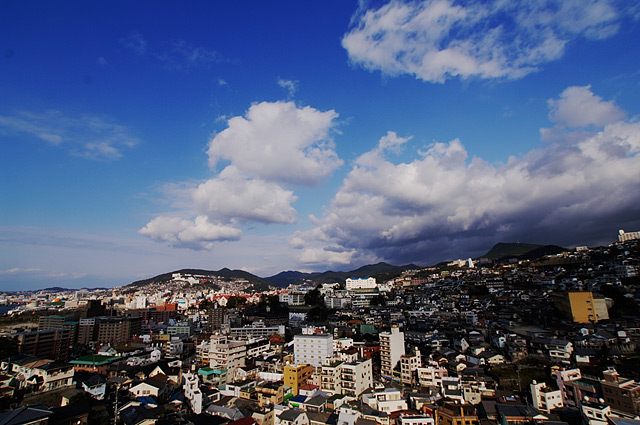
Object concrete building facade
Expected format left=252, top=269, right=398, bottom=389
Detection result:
left=294, top=333, right=333, bottom=367
left=380, top=326, right=405, bottom=379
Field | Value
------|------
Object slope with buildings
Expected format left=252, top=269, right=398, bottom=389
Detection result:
left=0, top=235, right=638, bottom=425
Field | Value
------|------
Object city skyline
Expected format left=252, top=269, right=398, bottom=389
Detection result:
left=2, top=1, right=640, bottom=290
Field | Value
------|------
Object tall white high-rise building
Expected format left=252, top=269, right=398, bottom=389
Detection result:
left=294, top=333, right=333, bottom=367
left=380, top=326, right=405, bottom=378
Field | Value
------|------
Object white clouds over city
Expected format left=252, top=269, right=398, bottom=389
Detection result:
left=292, top=86, right=640, bottom=267
left=342, top=0, right=627, bottom=82
left=140, top=101, right=342, bottom=249
left=207, top=101, right=341, bottom=185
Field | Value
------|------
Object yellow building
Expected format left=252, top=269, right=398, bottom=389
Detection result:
left=240, top=381, right=286, bottom=407
left=436, top=402, right=478, bottom=425
left=283, top=363, right=313, bottom=396
left=554, top=291, right=609, bottom=324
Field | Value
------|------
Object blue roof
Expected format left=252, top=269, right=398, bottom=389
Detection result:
left=135, top=396, right=158, bottom=406
left=289, top=395, right=307, bottom=403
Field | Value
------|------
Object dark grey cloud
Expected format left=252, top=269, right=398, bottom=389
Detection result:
left=293, top=86, right=640, bottom=266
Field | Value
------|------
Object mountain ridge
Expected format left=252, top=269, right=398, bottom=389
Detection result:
left=124, top=242, right=569, bottom=290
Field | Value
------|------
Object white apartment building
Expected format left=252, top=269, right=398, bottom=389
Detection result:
left=618, top=229, right=640, bottom=242
left=288, top=292, right=306, bottom=306
left=209, top=334, right=247, bottom=383
left=229, top=323, right=286, bottom=340
left=278, top=292, right=290, bottom=304
left=246, top=337, right=271, bottom=359
left=164, top=339, right=184, bottom=358
left=581, top=401, right=611, bottom=425
left=400, top=349, right=422, bottom=385
left=417, top=365, right=448, bottom=388
left=380, top=326, right=405, bottom=378
left=321, top=358, right=373, bottom=398
left=340, top=358, right=373, bottom=398
left=346, top=277, right=377, bottom=290
left=294, top=333, right=333, bottom=367
left=531, top=381, right=564, bottom=413
left=334, top=338, right=354, bottom=351
left=320, top=361, right=342, bottom=394
left=183, top=372, right=204, bottom=415
left=325, top=295, right=351, bottom=309
left=196, top=339, right=210, bottom=365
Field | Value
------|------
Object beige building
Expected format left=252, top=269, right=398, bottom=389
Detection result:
left=320, top=358, right=373, bottom=398
left=531, top=381, right=564, bottom=413
left=209, top=334, right=247, bottom=382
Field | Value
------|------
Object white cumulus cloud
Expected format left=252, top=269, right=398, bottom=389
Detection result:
left=342, top=0, right=626, bottom=83
left=139, top=215, right=242, bottom=250
left=548, top=85, right=626, bottom=128
left=192, top=167, right=297, bottom=224
left=140, top=101, right=343, bottom=250
left=207, top=101, right=342, bottom=185
left=293, top=86, right=640, bottom=266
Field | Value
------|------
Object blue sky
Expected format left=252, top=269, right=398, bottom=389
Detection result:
left=2, top=0, right=640, bottom=290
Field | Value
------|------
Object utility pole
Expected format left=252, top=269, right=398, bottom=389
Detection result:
left=114, top=385, right=118, bottom=425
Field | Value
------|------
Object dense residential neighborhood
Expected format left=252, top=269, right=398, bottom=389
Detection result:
left=0, top=235, right=639, bottom=425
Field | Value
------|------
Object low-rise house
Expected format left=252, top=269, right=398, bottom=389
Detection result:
left=129, top=373, right=170, bottom=400
left=581, top=400, right=611, bottom=425
left=277, top=409, right=309, bottom=425
left=531, top=338, right=573, bottom=364
left=393, top=411, right=435, bottom=425
left=480, top=351, right=506, bottom=366
left=302, top=395, right=327, bottom=413
left=7, top=357, right=75, bottom=393
left=307, top=411, right=337, bottom=425
left=495, top=404, right=548, bottom=425
left=79, top=373, right=106, bottom=400
left=362, top=388, right=408, bottom=413
left=70, top=354, right=119, bottom=375
left=119, top=404, right=159, bottom=425
left=440, top=377, right=463, bottom=402
left=198, top=366, right=227, bottom=385
left=0, top=404, right=52, bottom=425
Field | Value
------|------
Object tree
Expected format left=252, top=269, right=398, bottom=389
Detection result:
left=304, top=288, right=323, bottom=306
left=307, top=304, right=330, bottom=322
left=370, top=295, right=385, bottom=306
left=226, top=296, right=246, bottom=309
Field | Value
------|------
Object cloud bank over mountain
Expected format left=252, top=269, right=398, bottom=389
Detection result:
left=291, top=86, right=640, bottom=266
